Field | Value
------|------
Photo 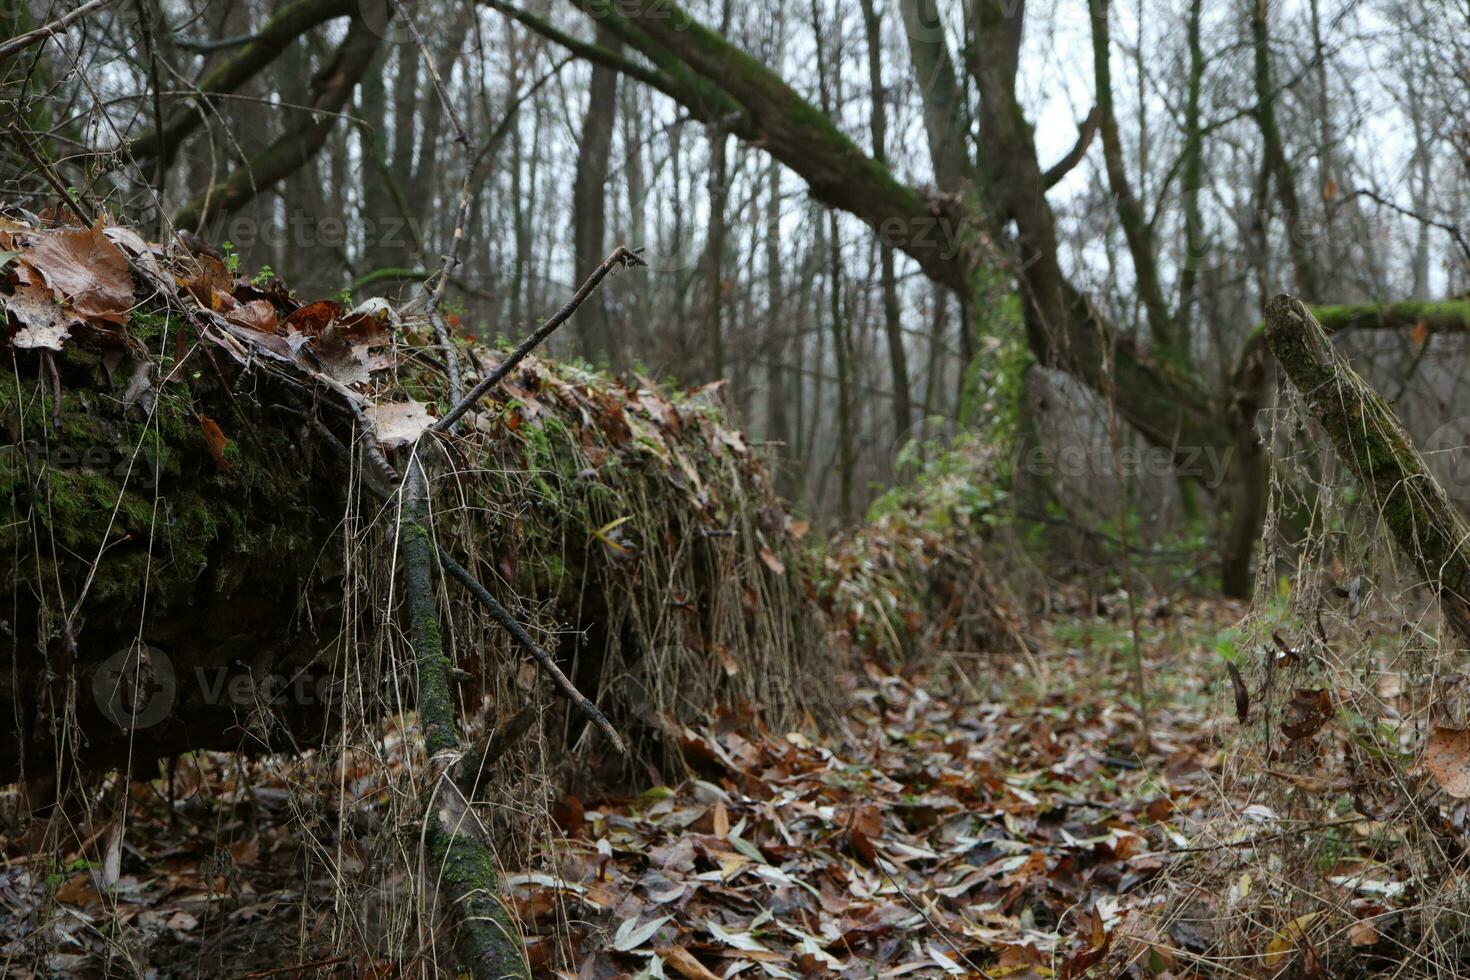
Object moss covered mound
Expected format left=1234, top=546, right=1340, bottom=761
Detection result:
left=0, top=216, right=827, bottom=794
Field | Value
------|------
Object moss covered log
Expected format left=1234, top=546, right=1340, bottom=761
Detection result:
left=1264, top=294, right=1470, bottom=645
left=1, top=298, right=823, bottom=793
left=1, top=317, right=350, bottom=789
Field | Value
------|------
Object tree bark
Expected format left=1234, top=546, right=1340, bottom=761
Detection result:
left=1251, top=0, right=1320, bottom=301
left=571, top=24, right=622, bottom=362
left=1087, top=0, right=1176, bottom=359
left=1176, top=0, right=1206, bottom=332
left=1265, top=295, right=1470, bottom=645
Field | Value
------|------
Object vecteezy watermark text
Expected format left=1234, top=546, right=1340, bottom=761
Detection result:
left=94, top=644, right=343, bottom=731
left=1014, top=442, right=1236, bottom=489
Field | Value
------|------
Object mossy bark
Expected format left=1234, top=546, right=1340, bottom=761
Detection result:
left=1, top=333, right=347, bottom=788
left=401, top=461, right=528, bottom=980
left=1264, top=294, right=1470, bottom=645
left=1224, top=298, right=1470, bottom=596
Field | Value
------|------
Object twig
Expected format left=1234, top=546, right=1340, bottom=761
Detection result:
left=458, top=703, right=538, bottom=796
left=1341, top=188, right=1470, bottom=267
left=232, top=956, right=349, bottom=979
left=433, top=245, right=645, bottom=434
left=436, top=549, right=626, bottom=755
left=0, top=0, right=117, bottom=60
left=10, top=126, right=95, bottom=224
left=388, top=0, right=469, bottom=400
left=176, top=31, right=260, bottom=53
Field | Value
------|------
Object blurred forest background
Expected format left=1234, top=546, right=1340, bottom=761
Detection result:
left=5, top=0, right=1470, bottom=591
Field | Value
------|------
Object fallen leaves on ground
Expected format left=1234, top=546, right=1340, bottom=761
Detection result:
left=519, top=619, right=1228, bottom=978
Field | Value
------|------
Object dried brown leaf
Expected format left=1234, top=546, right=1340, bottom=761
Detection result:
left=5, top=280, right=73, bottom=349
left=197, top=413, right=231, bottom=472
left=1423, top=725, right=1470, bottom=798
left=1281, top=688, right=1332, bottom=741
left=18, top=220, right=133, bottom=324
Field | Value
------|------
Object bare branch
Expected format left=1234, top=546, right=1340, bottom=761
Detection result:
left=0, top=0, right=117, bottom=60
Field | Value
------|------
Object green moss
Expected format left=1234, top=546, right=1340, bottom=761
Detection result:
left=2, top=301, right=323, bottom=614
left=1244, top=299, right=1470, bottom=351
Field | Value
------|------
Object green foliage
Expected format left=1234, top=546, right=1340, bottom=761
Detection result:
left=220, top=240, right=240, bottom=275
left=958, top=293, right=1031, bottom=484
left=251, top=264, right=275, bottom=285
left=870, top=432, right=1007, bottom=531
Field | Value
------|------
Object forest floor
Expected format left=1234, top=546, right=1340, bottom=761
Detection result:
left=0, top=588, right=1243, bottom=978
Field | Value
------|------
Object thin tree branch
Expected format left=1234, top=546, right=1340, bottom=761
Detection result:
left=0, top=0, right=116, bottom=60
left=436, top=550, right=626, bottom=755
left=1342, top=188, right=1470, bottom=267
left=1041, top=106, right=1098, bottom=189
left=432, top=245, right=646, bottom=434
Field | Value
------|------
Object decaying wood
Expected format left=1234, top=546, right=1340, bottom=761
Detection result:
left=1264, top=294, right=1470, bottom=646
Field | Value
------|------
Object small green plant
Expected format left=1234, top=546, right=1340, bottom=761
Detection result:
left=251, top=264, right=275, bottom=286
left=220, top=240, right=240, bottom=275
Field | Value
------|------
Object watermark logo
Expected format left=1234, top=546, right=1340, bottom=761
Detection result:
left=14, top=442, right=161, bottom=491
left=92, top=645, right=345, bottom=730
left=94, top=643, right=175, bottom=731
left=1425, top=417, right=1470, bottom=500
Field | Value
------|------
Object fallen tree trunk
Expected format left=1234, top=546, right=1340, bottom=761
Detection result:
left=1, top=221, right=827, bottom=796
left=1264, top=294, right=1470, bottom=646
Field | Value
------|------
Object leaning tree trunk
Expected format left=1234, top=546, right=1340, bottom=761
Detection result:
left=1264, top=294, right=1470, bottom=645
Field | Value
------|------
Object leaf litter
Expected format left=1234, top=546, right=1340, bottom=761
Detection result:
left=515, top=599, right=1239, bottom=978
left=0, top=212, right=1254, bottom=977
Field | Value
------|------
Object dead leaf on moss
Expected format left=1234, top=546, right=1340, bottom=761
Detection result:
left=224, top=299, right=278, bottom=333
left=366, top=400, right=434, bottom=450
left=283, top=299, right=344, bottom=335
left=178, top=253, right=232, bottom=309
left=197, top=414, right=231, bottom=472
left=5, top=280, right=73, bottom=349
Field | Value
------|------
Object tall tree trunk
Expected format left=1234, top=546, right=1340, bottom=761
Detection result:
left=1088, top=0, right=1177, bottom=359
left=409, top=5, right=475, bottom=214
left=357, top=45, right=400, bottom=280
left=812, top=0, right=854, bottom=521
left=764, top=159, right=790, bottom=480
left=704, top=125, right=730, bottom=380
left=1176, top=0, right=1206, bottom=331
left=571, top=24, right=623, bottom=361
left=622, top=83, right=649, bottom=335
left=860, top=0, right=913, bottom=443
left=1251, top=0, right=1320, bottom=301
